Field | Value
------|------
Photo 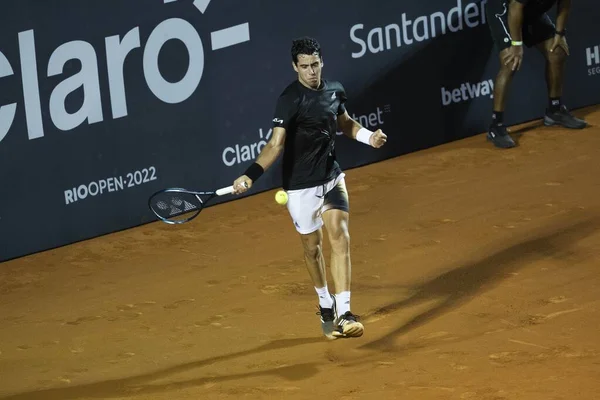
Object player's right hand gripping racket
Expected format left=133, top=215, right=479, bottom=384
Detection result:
left=148, top=182, right=247, bottom=224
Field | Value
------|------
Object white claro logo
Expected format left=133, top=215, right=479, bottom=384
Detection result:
left=0, top=0, right=250, bottom=143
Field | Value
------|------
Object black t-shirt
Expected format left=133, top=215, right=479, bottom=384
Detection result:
left=272, top=79, right=347, bottom=190
left=515, top=0, right=556, bottom=17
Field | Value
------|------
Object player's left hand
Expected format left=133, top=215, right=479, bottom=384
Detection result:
left=550, top=34, right=569, bottom=56
left=370, top=129, right=387, bottom=148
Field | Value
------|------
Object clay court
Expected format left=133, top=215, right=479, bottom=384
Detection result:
left=1, top=106, right=599, bottom=400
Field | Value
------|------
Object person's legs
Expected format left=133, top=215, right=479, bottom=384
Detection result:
left=321, top=176, right=363, bottom=338
left=537, top=38, right=566, bottom=103
left=491, top=48, right=517, bottom=122
left=485, top=0, right=521, bottom=148
left=322, top=209, right=351, bottom=310
left=321, top=209, right=363, bottom=337
left=533, top=15, right=566, bottom=110
left=298, top=228, right=338, bottom=338
left=286, top=173, right=362, bottom=338
left=488, top=48, right=518, bottom=148
left=286, top=184, right=336, bottom=338
left=531, top=15, right=587, bottom=129
left=299, top=229, right=328, bottom=298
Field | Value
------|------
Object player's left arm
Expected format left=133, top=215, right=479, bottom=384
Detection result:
left=555, top=0, right=571, bottom=33
left=551, top=0, right=571, bottom=55
left=337, top=110, right=387, bottom=148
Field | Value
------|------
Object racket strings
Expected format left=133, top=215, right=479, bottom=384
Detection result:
left=151, top=192, right=204, bottom=220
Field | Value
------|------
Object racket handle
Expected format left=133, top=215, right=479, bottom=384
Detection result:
left=216, top=186, right=235, bottom=196
left=216, top=181, right=248, bottom=196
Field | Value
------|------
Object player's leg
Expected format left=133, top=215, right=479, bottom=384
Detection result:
left=321, top=176, right=363, bottom=338
left=285, top=186, right=336, bottom=338
left=486, top=0, right=519, bottom=148
left=322, top=209, right=350, bottom=308
left=532, top=15, right=587, bottom=129
left=491, top=48, right=516, bottom=123
left=299, top=229, right=327, bottom=289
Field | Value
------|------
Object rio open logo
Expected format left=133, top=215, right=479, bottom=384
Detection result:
left=0, top=0, right=250, bottom=143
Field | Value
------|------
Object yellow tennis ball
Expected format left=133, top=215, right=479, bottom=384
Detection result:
left=275, top=190, right=288, bottom=205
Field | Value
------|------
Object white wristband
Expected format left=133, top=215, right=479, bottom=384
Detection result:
left=356, top=127, right=373, bottom=146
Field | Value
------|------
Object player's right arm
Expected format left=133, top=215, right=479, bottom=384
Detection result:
left=232, top=92, right=295, bottom=194
left=232, top=128, right=286, bottom=194
left=505, top=0, right=525, bottom=71
left=255, top=127, right=286, bottom=171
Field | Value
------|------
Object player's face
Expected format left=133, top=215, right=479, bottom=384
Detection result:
left=293, top=53, right=323, bottom=89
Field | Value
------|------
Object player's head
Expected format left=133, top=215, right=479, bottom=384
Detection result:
left=291, top=36, right=323, bottom=89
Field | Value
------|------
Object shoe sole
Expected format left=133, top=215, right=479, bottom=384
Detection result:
left=543, top=116, right=587, bottom=129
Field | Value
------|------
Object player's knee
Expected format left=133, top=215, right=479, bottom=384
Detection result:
left=547, top=48, right=566, bottom=65
left=301, top=234, right=322, bottom=260
left=329, top=226, right=350, bottom=254
left=303, top=242, right=322, bottom=260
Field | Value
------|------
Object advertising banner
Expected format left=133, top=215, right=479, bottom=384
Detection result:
left=1, top=0, right=598, bottom=261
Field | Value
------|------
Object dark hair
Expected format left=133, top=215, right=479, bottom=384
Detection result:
left=291, top=36, right=321, bottom=64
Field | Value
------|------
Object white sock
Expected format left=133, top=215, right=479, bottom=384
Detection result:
left=335, top=291, right=351, bottom=316
left=315, top=286, right=333, bottom=309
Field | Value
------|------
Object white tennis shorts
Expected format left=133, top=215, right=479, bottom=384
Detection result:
left=285, top=172, right=350, bottom=235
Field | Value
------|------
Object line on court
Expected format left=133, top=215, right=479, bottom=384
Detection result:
left=211, top=23, right=250, bottom=50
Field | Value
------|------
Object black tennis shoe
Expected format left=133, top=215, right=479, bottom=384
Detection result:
left=487, top=124, right=516, bottom=149
left=544, top=105, right=587, bottom=129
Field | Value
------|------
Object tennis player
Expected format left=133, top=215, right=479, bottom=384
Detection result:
left=486, top=0, right=587, bottom=149
left=231, top=37, right=387, bottom=339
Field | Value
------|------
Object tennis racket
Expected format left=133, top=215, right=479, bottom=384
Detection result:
left=148, top=182, right=247, bottom=224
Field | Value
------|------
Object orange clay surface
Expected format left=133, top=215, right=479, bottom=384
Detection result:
left=1, top=106, right=599, bottom=400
